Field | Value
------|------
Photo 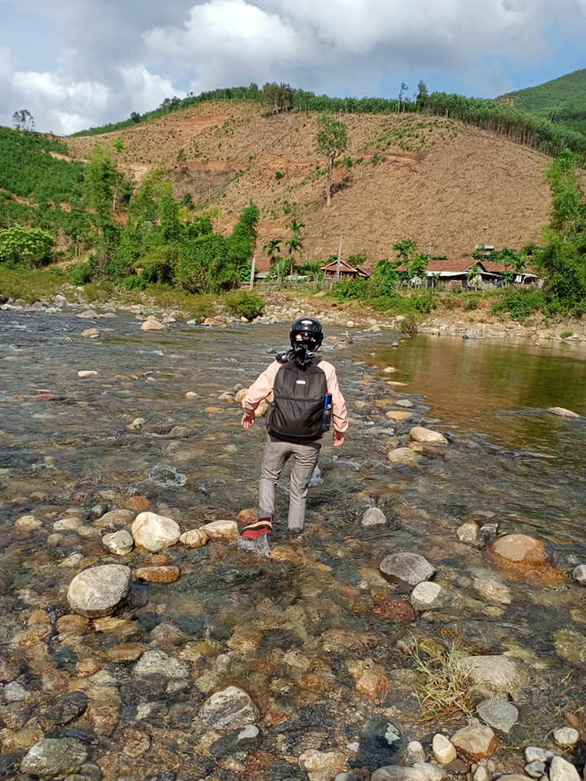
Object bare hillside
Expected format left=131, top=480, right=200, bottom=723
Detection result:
left=65, top=102, right=554, bottom=264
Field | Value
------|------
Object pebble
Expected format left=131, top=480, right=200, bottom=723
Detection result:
left=20, top=738, right=88, bottom=778
left=459, top=655, right=524, bottom=695
left=179, top=528, right=209, bottom=548
left=413, top=762, right=445, bottom=781
left=572, top=564, right=586, bottom=584
left=476, top=698, right=519, bottom=734
left=299, top=750, right=347, bottom=781
left=380, top=552, right=436, bottom=589
left=77, top=370, right=98, bottom=378
left=405, top=741, right=426, bottom=764
left=371, top=768, right=427, bottom=781
left=388, top=447, right=420, bottom=464
left=67, top=564, right=132, bottom=617
left=131, top=511, right=181, bottom=552
left=450, top=724, right=498, bottom=759
left=140, top=318, right=167, bottom=331
left=134, top=650, right=188, bottom=680
left=3, top=681, right=27, bottom=702
left=81, top=328, right=100, bottom=339
left=524, top=748, right=554, bottom=764
left=361, top=507, right=387, bottom=527
left=524, top=761, right=546, bottom=778
left=102, top=530, right=134, bottom=555
left=202, top=686, right=258, bottom=730
left=473, top=575, right=512, bottom=605
left=457, top=522, right=480, bottom=545
left=46, top=692, right=88, bottom=725
left=15, top=514, right=42, bottom=531
left=549, top=756, right=581, bottom=781
left=410, top=581, right=451, bottom=611
left=134, top=565, right=180, bottom=584
left=552, top=727, right=579, bottom=747
left=432, top=734, right=457, bottom=765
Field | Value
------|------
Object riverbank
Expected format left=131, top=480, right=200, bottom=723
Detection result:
left=1, top=268, right=585, bottom=346
left=1, top=311, right=585, bottom=780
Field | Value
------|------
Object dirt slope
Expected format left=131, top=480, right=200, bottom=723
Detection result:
left=65, top=102, right=554, bottom=264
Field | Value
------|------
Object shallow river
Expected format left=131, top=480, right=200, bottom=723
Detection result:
left=1, top=311, right=585, bottom=780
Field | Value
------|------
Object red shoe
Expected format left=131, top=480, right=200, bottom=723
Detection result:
left=239, top=517, right=273, bottom=540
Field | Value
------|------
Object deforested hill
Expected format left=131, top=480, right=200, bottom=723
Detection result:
left=62, top=100, right=560, bottom=264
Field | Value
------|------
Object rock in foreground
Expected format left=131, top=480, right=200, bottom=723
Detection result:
left=131, top=511, right=181, bottom=552
left=67, top=564, right=132, bottom=617
left=547, top=407, right=580, bottom=418
left=410, top=426, right=448, bottom=445
left=450, top=724, right=498, bottom=759
left=380, top=552, right=436, bottom=589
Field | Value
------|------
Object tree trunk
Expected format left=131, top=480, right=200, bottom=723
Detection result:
left=326, top=161, right=332, bottom=206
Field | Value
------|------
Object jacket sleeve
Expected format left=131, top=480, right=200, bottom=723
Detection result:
left=242, top=361, right=280, bottom=416
left=323, top=362, right=348, bottom=433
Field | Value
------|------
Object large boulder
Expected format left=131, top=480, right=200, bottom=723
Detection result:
left=131, top=511, right=181, bottom=552
left=20, top=739, right=87, bottom=778
left=67, top=564, right=132, bottom=617
left=202, top=686, right=258, bottom=729
left=380, top=552, right=436, bottom=589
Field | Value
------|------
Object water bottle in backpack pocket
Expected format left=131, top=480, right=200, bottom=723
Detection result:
left=322, top=393, right=333, bottom=432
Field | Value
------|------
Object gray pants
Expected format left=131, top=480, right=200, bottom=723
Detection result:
left=258, top=436, right=321, bottom=530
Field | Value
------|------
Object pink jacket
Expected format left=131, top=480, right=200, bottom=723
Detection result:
left=242, top=359, right=348, bottom=433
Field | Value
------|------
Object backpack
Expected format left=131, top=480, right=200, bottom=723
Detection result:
left=267, top=358, right=328, bottom=442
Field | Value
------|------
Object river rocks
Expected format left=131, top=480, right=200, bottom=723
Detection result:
left=46, top=692, right=88, bottom=725
left=472, top=574, right=512, bottom=605
left=457, top=522, right=480, bottom=545
left=355, top=665, right=390, bottom=699
left=380, top=552, right=436, bottom=589
left=524, top=747, right=554, bottom=763
left=67, top=564, right=132, bottom=617
left=81, top=328, right=100, bottom=339
left=97, top=508, right=136, bottom=527
left=20, top=738, right=88, bottom=778
left=549, top=756, right=581, bottom=781
left=388, top=447, right=421, bottom=464
left=386, top=411, right=413, bottom=421
left=134, top=565, right=180, bottom=583
left=372, top=767, right=427, bottom=781
left=395, top=399, right=415, bottom=408
left=405, top=741, right=426, bottom=764
left=572, top=564, right=586, bottom=584
left=410, top=427, right=448, bottom=445
left=524, top=761, right=546, bottom=778
left=202, top=686, right=258, bottom=729
left=77, top=370, right=98, bottom=378
left=299, top=750, right=347, bottom=781
left=410, top=581, right=451, bottom=611
left=413, top=763, right=445, bottom=781
left=553, top=628, right=586, bottom=662
left=140, top=317, right=167, bottom=331
left=201, top=519, right=238, bottom=543
left=362, top=507, right=387, bottom=527
left=491, top=534, right=547, bottom=564
left=476, top=697, right=519, bottom=733
left=547, top=407, right=580, bottom=418
left=553, top=727, right=579, bottom=747
left=131, top=511, right=181, bottom=552
left=450, top=724, right=498, bottom=759
left=432, top=734, right=457, bottom=764
left=134, top=649, right=189, bottom=680
left=459, top=655, right=524, bottom=696
left=179, top=528, right=209, bottom=548
left=102, top=530, right=134, bottom=555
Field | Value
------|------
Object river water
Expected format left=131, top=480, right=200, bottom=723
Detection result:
left=1, top=311, right=585, bottom=779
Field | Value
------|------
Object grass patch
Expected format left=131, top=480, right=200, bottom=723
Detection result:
left=0, top=266, right=67, bottom=303
left=412, top=640, right=474, bottom=721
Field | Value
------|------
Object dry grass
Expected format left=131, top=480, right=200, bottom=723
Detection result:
left=411, top=639, right=474, bottom=721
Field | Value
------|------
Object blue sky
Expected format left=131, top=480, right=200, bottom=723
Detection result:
left=1, top=0, right=585, bottom=134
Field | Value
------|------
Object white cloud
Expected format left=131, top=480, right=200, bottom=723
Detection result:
left=120, top=65, right=185, bottom=113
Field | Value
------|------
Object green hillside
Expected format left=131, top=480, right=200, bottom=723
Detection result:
left=0, top=127, right=90, bottom=248
left=500, top=69, right=586, bottom=135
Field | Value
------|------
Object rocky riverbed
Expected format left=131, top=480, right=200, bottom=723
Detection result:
left=0, top=309, right=585, bottom=781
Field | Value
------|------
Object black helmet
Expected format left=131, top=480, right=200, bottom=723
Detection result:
left=290, top=317, right=323, bottom=351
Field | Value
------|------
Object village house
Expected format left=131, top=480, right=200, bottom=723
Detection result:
left=320, top=259, right=370, bottom=280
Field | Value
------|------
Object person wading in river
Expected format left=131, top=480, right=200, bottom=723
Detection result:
left=240, top=317, right=348, bottom=539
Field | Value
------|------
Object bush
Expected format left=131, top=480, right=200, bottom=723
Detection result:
left=333, top=277, right=371, bottom=301
left=118, top=275, right=148, bottom=290
left=0, top=266, right=66, bottom=303
left=491, top=289, right=546, bottom=321
left=69, top=262, right=92, bottom=285
left=224, top=290, right=265, bottom=320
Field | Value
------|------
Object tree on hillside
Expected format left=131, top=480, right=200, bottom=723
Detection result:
left=228, top=201, right=260, bottom=276
left=416, top=80, right=429, bottom=112
left=285, top=219, right=304, bottom=264
left=316, top=114, right=349, bottom=206
left=263, top=238, right=282, bottom=265
left=262, top=83, right=294, bottom=113
left=538, top=149, right=586, bottom=314
left=84, top=145, right=120, bottom=275
left=0, top=225, right=54, bottom=268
